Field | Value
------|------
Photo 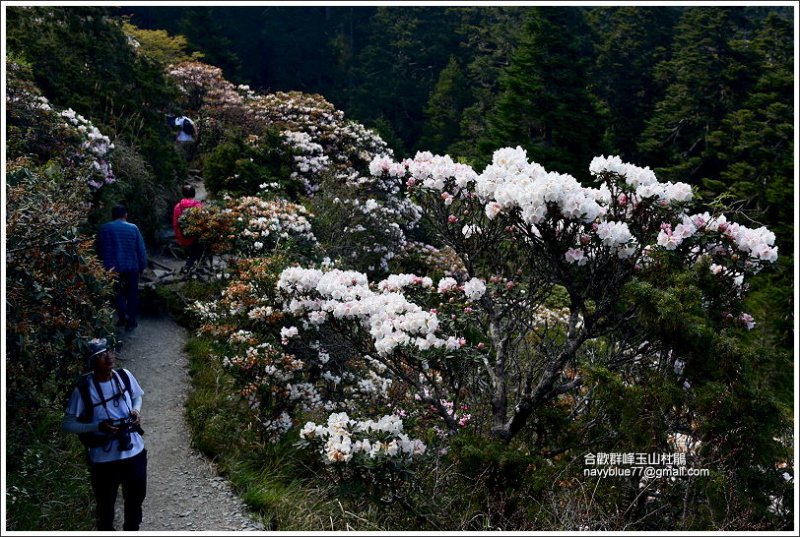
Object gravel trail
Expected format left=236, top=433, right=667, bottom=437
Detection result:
left=113, top=315, right=263, bottom=531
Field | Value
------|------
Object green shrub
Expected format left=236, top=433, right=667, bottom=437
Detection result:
left=202, top=129, right=297, bottom=197
left=5, top=411, right=95, bottom=531
left=6, top=6, right=186, bottom=209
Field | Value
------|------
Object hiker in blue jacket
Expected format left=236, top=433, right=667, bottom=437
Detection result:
left=98, top=204, right=148, bottom=331
left=62, top=338, right=147, bottom=531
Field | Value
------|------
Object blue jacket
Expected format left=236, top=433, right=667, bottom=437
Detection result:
left=99, top=220, right=148, bottom=273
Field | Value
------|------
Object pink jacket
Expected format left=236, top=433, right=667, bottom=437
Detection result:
left=173, top=198, right=202, bottom=247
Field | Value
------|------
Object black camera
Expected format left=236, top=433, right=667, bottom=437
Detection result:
left=108, top=416, right=136, bottom=452
left=109, top=416, right=135, bottom=429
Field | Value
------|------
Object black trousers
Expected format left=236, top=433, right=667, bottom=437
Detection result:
left=184, top=241, right=204, bottom=270
left=113, top=271, right=140, bottom=328
left=89, top=449, right=147, bottom=531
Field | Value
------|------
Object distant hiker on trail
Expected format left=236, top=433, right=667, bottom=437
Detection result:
left=62, top=338, right=147, bottom=531
left=173, top=183, right=204, bottom=273
left=98, top=204, right=148, bottom=331
left=173, top=115, right=196, bottom=143
left=170, top=115, right=196, bottom=160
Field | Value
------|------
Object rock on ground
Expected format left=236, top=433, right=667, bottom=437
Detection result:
left=113, top=315, right=263, bottom=531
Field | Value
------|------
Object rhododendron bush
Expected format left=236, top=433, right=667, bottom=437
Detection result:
left=179, top=195, right=318, bottom=258
left=191, top=257, right=405, bottom=444
left=190, top=146, right=778, bottom=469
left=168, top=62, right=389, bottom=190
left=6, top=160, right=118, bottom=498
left=6, top=58, right=118, bottom=449
left=167, top=61, right=420, bottom=274
left=7, top=59, right=116, bottom=191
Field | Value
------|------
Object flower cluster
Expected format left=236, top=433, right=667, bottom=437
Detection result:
left=463, top=277, right=487, bottom=301
left=234, top=196, right=317, bottom=252
left=278, top=267, right=454, bottom=356
left=299, top=412, right=426, bottom=464
left=218, top=337, right=314, bottom=443
left=245, top=92, right=421, bottom=273
left=281, top=130, right=330, bottom=194
left=320, top=188, right=421, bottom=273
left=374, top=148, right=778, bottom=283
left=191, top=269, right=318, bottom=442
left=377, top=274, right=434, bottom=293
left=189, top=257, right=405, bottom=442
left=373, top=151, right=479, bottom=194
left=168, top=61, right=244, bottom=112
left=656, top=212, right=778, bottom=267
left=365, top=149, right=775, bottom=381
left=589, top=155, right=693, bottom=204
left=6, top=59, right=115, bottom=190
left=531, top=306, right=573, bottom=330
left=60, top=108, right=115, bottom=188
left=179, top=89, right=781, bottom=467
left=240, top=91, right=390, bottom=191
left=179, top=196, right=317, bottom=256
left=474, top=147, right=608, bottom=225
left=438, top=400, right=472, bottom=429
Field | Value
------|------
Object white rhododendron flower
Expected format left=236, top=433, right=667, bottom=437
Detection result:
left=463, top=278, right=486, bottom=301
left=437, top=277, right=458, bottom=293
left=462, top=224, right=481, bottom=239
left=300, top=412, right=426, bottom=465
left=278, top=268, right=452, bottom=356
left=565, top=248, right=587, bottom=266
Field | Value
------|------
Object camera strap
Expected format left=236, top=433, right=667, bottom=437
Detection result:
left=91, top=372, right=134, bottom=453
left=90, top=371, right=131, bottom=417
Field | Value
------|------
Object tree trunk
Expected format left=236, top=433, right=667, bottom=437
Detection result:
left=488, top=316, right=509, bottom=436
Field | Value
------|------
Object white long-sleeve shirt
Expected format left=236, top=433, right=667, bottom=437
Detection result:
left=62, top=369, right=145, bottom=463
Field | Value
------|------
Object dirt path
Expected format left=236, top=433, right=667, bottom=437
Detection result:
left=113, top=315, right=263, bottom=531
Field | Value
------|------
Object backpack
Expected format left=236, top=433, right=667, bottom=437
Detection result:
left=75, top=369, right=133, bottom=449
left=181, top=117, right=196, bottom=137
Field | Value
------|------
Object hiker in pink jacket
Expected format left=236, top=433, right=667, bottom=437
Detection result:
left=172, top=184, right=203, bottom=272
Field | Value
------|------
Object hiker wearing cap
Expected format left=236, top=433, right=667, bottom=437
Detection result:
left=62, top=338, right=147, bottom=531
left=98, top=204, right=148, bottom=331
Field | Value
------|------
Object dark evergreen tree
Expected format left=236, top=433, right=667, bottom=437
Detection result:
left=480, top=8, right=606, bottom=178
left=636, top=8, right=794, bottom=349
left=637, top=7, right=756, bottom=183
left=451, top=7, right=527, bottom=162
left=178, top=8, right=242, bottom=81
left=705, top=12, right=794, bottom=251
left=707, top=12, right=795, bottom=349
left=587, top=7, right=678, bottom=162
left=259, top=7, right=348, bottom=95
left=349, top=7, right=462, bottom=156
left=314, top=7, right=376, bottom=110
left=418, top=56, right=471, bottom=155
